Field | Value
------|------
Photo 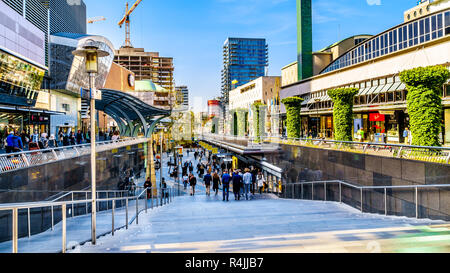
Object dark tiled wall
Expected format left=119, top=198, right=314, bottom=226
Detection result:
left=269, top=144, right=450, bottom=221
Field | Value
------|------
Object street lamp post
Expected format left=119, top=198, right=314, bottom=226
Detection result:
left=72, top=40, right=110, bottom=245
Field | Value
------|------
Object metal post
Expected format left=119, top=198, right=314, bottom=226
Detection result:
left=324, top=182, right=327, bottom=201
left=151, top=188, right=153, bottom=209
left=312, top=183, right=314, bottom=200
left=301, top=183, right=304, bottom=199
left=292, top=184, right=294, bottom=199
left=71, top=192, right=74, bottom=218
left=360, top=188, right=363, bottom=213
left=145, top=189, right=148, bottom=213
left=339, top=183, right=342, bottom=203
left=136, top=197, right=139, bottom=225
left=384, top=188, right=388, bottom=216
left=125, top=198, right=129, bottom=229
left=51, top=205, right=54, bottom=231
left=27, top=208, right=31, bottom=238
left=12, top=208, right=18, bottom=253
left=62, top=204, right=66, bottom=254
left=415, top=187, right=419, bottom=219
left=89, top=72, right=97, bottom=246
left=112, top=200, right=115, bottom=236
left=85, top=192, right=88, bottom=215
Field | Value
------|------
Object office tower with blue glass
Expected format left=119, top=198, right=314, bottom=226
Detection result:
left=221, top=38, right=269, bottom=103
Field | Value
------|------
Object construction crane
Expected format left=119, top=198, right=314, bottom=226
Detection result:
left=118, top=0, right=143, bottom=48
left=87, top=16, right=106, bottom=24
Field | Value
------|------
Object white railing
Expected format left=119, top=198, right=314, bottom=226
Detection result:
left=0, top=137, right=149, bottom=174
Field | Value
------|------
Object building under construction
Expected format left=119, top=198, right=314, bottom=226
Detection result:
left=114, top=47, right=175, bottom=91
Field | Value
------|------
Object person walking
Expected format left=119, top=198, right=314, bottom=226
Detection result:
left=48, top=134, right=57, bottom=148
left=221, top=170, right=231, bottom=202
left=232, top=170, right=242, bottom=201
left=69, top=131, right=76, bottom=146
left=189, top=173, right=197, bottom=196
left=257, top=172, right=266, bottom=194
left=12, top=132, right=23, bottom=153
left=242, top=168, right=253, bottom=200
left=182, top=174, right=189, bottom=190
left=144, top=177, right=152, bottom=199
left=76, top=130, right=84, bottom=145
left=5, top=131, right=15, bottom=154
left=212, top=171, right=221, bottom=196
left=204, top=171, right=212, bottom=196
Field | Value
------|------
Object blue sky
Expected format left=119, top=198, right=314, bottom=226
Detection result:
left=84, top=0, right=418, bottom=109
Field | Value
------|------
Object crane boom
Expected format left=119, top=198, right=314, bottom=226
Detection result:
left=118, top=0, right=143, bottom=26
left=88, top=16, right=106, bottom=24
left=118, top=0, right=143, bottom=48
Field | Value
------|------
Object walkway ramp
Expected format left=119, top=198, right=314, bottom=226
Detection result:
left=71, top=194, right=448, bottom=253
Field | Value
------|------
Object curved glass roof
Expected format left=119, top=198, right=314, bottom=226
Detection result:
left=135, top=80, right=168, bottom=92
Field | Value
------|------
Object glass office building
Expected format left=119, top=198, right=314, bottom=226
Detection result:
left=221, top=38, right=268, bottom=102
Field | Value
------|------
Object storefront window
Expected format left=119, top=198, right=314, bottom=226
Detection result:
left=379, top=93, right=386, bottom=103
left=387, top=92, right=394, bottom=102
left=395, top=91, right=403, bottom=101
left=445, top=109, right=450, bottom=144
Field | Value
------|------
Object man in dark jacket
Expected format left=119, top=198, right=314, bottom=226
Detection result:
left=144, top=177, right=152, bottom=199
left=12, top=133, right=23, bottom=152
left=76, top=130, right=84, bottom=144
left=5, top=132, right=15, bottom=153
left=221, top=170, right=231, bottom=202
left=232, top=170, right=242, bottom=201
left=189, top=174, right=197, bottom=196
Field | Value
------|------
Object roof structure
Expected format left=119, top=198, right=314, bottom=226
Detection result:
left=96, top=89, right=171, bottom=137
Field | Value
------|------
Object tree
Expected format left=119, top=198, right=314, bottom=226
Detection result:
left=400, top=65, right=450, bottom=147
left=328, top=88, right=358, bottom=141
left=281, top=97, right=303, bottom=138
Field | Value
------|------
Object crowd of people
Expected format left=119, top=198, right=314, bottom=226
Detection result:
left=1, top=128, right=122, bottom=154
left=175, top=148, right=269, bottom=201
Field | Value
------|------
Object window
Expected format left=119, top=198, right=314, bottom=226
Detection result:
left=445, top=85, right=450, bottom=97
left=388, top=92, right=394, bottom=102
left=445, top=12, right=450, bottom=35
left=62, top=103, right=70, bottom=112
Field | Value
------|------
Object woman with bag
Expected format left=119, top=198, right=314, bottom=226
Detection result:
left=257, top=172, right=265, bottom=194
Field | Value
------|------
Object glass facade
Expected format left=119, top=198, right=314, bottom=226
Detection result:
left=221, top=38, right=268, bottom=102
left=0, top=50, right=45, bottom=106
left=322, top=9, right=450, bottom=74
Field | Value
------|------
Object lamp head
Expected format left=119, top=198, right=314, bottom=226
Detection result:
left=72, top=39, right=110, bottom=74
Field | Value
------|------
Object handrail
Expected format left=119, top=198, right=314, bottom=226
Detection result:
left=201, top=134, right=450, bottom=164
left=284, top=180, right=450, bottom=220
left=0, top=186, right=179, bottom=253
left=0, top=137, right=149, bottom=174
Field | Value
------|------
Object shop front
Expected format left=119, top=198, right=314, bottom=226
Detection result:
left=354, top=110, right=407, bottom=144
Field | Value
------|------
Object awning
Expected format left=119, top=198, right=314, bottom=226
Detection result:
left=365, top=85, right=379, bottom=95
left=0, top=105, right=66, bottom=115
left=370, top=84, right=386, bottom=95
left=97, top=89, right=171, bottom=137
left=380, top=83, right=394, bottom=93
left=358, top=87, right=369, bottom=96
left=388, top=82, right=402, bottom=92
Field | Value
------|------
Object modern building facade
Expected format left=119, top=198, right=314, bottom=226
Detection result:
left=130, top=80, right=176, bottom=110
left=175, top=86, right=189, bottom=108
left=39, top=0, right=87, bottom=35
left=114, top=47, right=175, bottom=92
left=0, top=0, right=51, bottom=140
left=221, top=38, right=269, bottom=103
left=281, top=1, right=450, bottom=144
left=228, top=76, right=281, bottom=137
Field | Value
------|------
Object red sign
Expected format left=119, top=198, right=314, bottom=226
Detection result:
left=369, top=113, right=385, bottom=122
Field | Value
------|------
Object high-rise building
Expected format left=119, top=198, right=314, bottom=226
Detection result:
left=175, top=86, right=189, bottom=108
left=297, top=0, right=313, bottom=81
left=39, top=0, right=87, bottom=34
left=2, top=0, right=49, bottom=65
left=221, top=38, right=268, bottom=103
left=114, top=47, right=175, bottom=91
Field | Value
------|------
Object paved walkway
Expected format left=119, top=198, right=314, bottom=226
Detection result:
left=71, top=192, right=449, bottom=253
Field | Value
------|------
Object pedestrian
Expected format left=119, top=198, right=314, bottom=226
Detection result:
left=12, top=132, right=23, bottom=153
left=183, top=174, right=189, bottom=190
left=221, top=169, right=231, bottom=202
left=243, top=168, right=253, bottom=200
left=403, top=127, right=412, bottom=145
left=257, top=172, right=265, bottom=194
left=48, top=134, right=57, bottom=148
left=76, top=130, right=84, bottom=144
left=204, top=171, right=212, bottom=196
left=62, top=132, right=70, bottom=146
left=39, top=133, right=48, bottom=149
left=144, top=177, right=152, bottom=199
left=251, top=167, right=258, bottom=195
left=232, top=169, right=242, bottom=201
left=212, top=171, right=221, bottom=196
left=189, top=173, right=197, bottom=196
left=69, top=131, right=76, bottom=146
left=5, top=131, right=15, bottom=153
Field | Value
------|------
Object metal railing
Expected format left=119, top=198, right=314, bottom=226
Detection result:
left=0, top=137, right=148, bottom=174
left=282, top=180, right=450, bottom=220
left=201, top=133, right=450, bottom=164
left=0, top=186, right=178, bottom=253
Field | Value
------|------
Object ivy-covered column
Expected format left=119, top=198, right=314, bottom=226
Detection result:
left=252, top=102, right=267, bottom=141
left=236, top=108, right=248, bottom=137
left=400, top=65, right=450, bottom=147
left=328, top=88, right=358, bottom=141
left=281, top=97, right=303, bottom=138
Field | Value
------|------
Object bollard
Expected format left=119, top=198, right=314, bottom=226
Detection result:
left=27, top=208, right=31, bottom=238
left=112, top=200, right=115, bottom=236
left=62, top=204, right=66, bottom=254
left=125, top=198, right=129, bottom=229
left=12, top=208, right=18, bottom=253
left=136, top=197, right=139, bottom=225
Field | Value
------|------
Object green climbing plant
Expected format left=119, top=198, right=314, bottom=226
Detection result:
left=252, top=102, right=266, bottom=141
left=328, top=88, right=359, bottom=141
left=400, top=65, right=450, bottom=147
left=281, top=97, right=303, bottom=138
